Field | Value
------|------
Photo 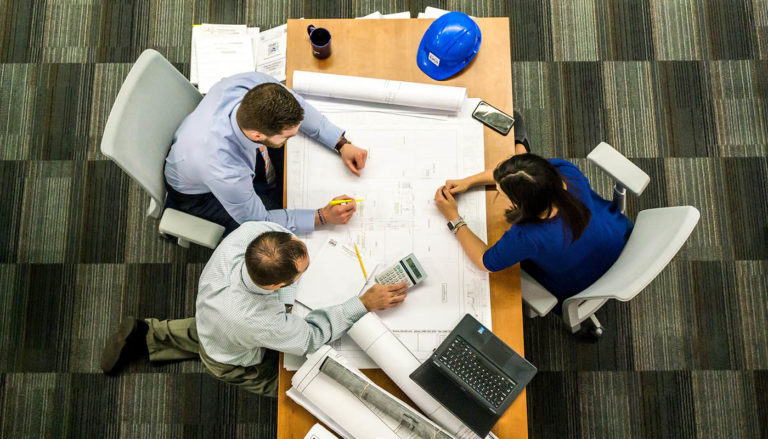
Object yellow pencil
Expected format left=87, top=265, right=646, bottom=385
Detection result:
left=329, top=198, right=364, bottom=206
left=353, top=243, right=367, bottom=279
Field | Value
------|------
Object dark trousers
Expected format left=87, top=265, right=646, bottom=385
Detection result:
left=164, top=147, right=285, bottom=236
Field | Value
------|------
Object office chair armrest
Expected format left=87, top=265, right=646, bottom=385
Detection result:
left=159, top=208, right=225, bottom=249
left=521, top=270, right=558, bottom=317
left=587, top=142, right=650, bottom=196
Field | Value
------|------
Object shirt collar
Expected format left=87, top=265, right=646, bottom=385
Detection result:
left=230, top=103, right=261, bottom=150
left=240, top=263, right=272, bottom=295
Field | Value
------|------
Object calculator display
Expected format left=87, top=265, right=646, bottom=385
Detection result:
left=375, top=253, right=427, bottom=289
left=405, top=258, right=422, bottom=279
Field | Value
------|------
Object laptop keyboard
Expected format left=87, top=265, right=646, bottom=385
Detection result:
left=437, top=336, right=516, bottom=408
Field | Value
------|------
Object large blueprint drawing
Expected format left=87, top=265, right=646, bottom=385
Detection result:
left=286, top=73, right=491, bottom=368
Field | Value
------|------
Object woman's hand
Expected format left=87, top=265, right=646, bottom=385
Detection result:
left=434, top=186, right=460, bottom=221
left=445, top=178, right=470, bottom=194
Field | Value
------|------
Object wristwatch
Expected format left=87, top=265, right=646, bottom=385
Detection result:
left=334, top=134, right=348, bottom=154
left=447, top=217, right=467, bottom=234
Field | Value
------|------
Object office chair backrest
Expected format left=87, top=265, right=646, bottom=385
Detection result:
left=562, top=206, right=700, bottom=327
left=100, top=49, right=202, bottom=214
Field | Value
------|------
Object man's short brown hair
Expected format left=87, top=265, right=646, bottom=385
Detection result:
left=245, top=231, right=308, bottom=286
left=236, top=83, right=304, bottom=136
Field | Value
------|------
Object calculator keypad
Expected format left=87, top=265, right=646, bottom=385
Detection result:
left=375, top=264, right=414, bottom=287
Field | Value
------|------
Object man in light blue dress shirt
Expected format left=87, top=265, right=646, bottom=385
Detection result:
left=164, top=72, right=369, bottom=235
left=100, top=221, right=408, bottom=397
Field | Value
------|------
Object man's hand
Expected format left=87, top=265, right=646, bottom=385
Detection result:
left=339, top=143, right=368, bottom=177
left=434, top=186, right=460, bottom=221
left=359, top=282, right=408, bottom=311
left=445, top=178, right=471, bottom=195
left=319, top=194, right=357, bottom=225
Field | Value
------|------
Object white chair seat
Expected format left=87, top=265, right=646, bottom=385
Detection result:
left=159, top=209, right=225, bottom=249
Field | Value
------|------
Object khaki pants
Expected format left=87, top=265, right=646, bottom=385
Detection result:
left=144, top=318, right=279, bottom=398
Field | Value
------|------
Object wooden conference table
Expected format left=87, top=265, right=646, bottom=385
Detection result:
left=278, top=18, right=526, bottom=438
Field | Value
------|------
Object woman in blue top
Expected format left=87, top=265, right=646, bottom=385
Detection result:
left=434, top=113, right=632, bottom=311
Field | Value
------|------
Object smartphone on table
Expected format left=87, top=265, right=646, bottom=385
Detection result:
left=472, top=101, right=515, bottom=135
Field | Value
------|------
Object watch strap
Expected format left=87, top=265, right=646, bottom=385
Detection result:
left=334, top=135, right=348, bottom=153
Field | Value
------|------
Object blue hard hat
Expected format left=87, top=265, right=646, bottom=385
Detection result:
left=417, top=12, right=482, bottom=81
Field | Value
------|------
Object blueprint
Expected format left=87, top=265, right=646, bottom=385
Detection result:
left=293, top=71, right=468, bottom=113
left=286, top=86, right=491, bottom=369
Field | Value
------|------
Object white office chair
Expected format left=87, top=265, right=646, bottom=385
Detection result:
left=522, top=142, right=700, bottom=336
left=101, top=49, right=225, bottom=249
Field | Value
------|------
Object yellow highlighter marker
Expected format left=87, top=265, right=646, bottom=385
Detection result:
left=354, top=243, right=367, bottom=279
left=329, top=198, right=364, bottom=206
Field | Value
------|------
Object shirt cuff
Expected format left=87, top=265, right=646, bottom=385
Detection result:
left=295, top=209, right=317, bottom=233
left=342, top=296, right=369, bottom=322
left=318, top=125, right=346, bottom=151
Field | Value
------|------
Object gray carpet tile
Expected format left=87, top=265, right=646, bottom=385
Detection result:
left=68, top=264, right=126, bottom=373
left=526, top=371, right=582, bottom=438
left=664, top=158, right=732, bottom=260
left=629, top=260, right=692, bottom=371
left=508, top=0, right=553, bottom=61
left=75, top=161, right=131, bottom=263
left=757, top=0, right=768, bottom=60
left=721, top=157, right=768, bottom=260
left=755, top=370, right=768, bottom=438
left=682, top=261, right=747, bottom=370
left=551, top=62, right=610, bottom=157
left=1, top=1, right=767, bottom=438
left=578, top=371, right=637, bottom=437
left=736, top=261, right=768, bottom=370
left=735, top=261, right=768, bottom=370
left=17, top=161, right=78, bottom=263
left=550, top=0, right=601, bottom=61
left=602, top=62, right=661, bottom=157
left=701, top=0, right=759, bottom=61
left=511, top=62, right=558, bottom=158
left=30, top=64, right=95, bottom=161
left=595, top=0, right=655, bottom=61
left=0, top=64, right=35, bottom=160
left=649, top=0, right=708, bottom=61
left=657, top=61, right=718, bottom=157
left=709, top=61, right=768, bottom=158
left=0, top=161, right=26, bottom=263
left=691, top=371, right=760, bottom=438
left=88, top=63, right=132, bottom=160
left=635, top=371, right=697, bottom=438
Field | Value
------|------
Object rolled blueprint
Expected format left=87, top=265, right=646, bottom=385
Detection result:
left=348, top=313, right=495, bottom=439
left=291, top=346, right=451, bottom=439
left=293, top=71, right=468, bottom=113
left=320, top=357, right=452, bottom=439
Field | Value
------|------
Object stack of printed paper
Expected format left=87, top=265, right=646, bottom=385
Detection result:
left=190, top=23, right=288, bottom=93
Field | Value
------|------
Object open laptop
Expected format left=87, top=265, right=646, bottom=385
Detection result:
left=409, top=314, right=537, bottom=437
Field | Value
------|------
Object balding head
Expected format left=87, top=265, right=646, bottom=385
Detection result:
left=245, top=231, right=309, bottom=288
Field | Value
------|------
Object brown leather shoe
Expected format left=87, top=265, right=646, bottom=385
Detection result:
left=101, top=317, right=149, bottom=375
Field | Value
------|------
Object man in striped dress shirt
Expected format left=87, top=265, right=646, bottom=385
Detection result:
left=100, top=221, right=407, bottom=397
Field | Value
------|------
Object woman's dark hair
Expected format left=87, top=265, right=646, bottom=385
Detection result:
left=493, top=154, right=591, bottom=243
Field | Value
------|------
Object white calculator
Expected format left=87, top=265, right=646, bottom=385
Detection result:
left=375, top=253, right=427, bottom=288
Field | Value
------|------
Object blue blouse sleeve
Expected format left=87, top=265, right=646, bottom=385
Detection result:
left=482, top=226, right=539, bottom=272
